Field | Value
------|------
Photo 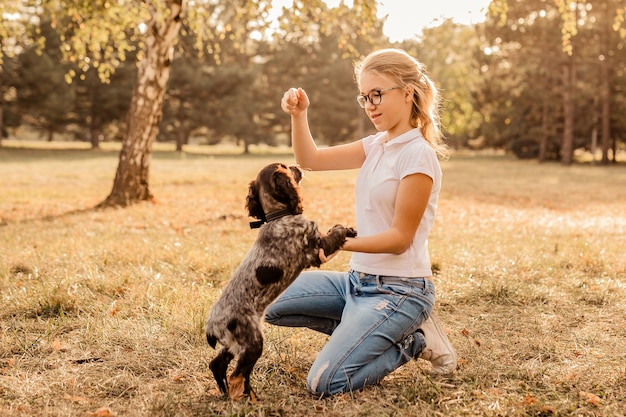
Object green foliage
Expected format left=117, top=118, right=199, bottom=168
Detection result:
left=2, top=0, right=626, bottom=162
left=477, top=0, right=626, bottom=159
left=13, top=21, right=76, bottom=140
left=0, top=0, right=45, bottom=63
left=47, top=0, right=146, bottom=83
left=275, top=0, right=383, bottom=59
left=400, top=20, right=485, bottom=147
left=72, top=52, right=136, bottom=146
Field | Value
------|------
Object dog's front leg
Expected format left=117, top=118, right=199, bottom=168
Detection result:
left=319, top=225, right=357, bottom=260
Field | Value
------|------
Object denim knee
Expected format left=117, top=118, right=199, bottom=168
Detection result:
left=264, top=303, right=280, bottom=325
left=307, top=364, right=343, bottom=397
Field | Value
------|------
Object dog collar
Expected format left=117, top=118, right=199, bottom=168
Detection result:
left=249, top=209, right=293, bottom=229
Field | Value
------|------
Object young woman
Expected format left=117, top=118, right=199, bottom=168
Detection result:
left=265, top=48, right=456, bottom=397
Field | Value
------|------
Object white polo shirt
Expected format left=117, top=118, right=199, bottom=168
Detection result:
left=349, top=128, right=442, bottom=277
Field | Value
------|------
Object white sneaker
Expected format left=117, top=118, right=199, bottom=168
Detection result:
left=419, top=312, right=457, bottom=375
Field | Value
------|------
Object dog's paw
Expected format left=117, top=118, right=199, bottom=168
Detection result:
left=326, top=224, right=357, bottom=239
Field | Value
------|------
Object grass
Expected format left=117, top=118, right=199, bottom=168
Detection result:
left=1, top=141, right=625, bottom=416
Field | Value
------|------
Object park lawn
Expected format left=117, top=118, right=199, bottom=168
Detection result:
left=0, top=142, right=625, bottom=416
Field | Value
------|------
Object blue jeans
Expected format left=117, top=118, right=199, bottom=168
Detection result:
left=265, top=269, right=435, bottom=397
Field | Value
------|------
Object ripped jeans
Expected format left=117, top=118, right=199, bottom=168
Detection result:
left=264, top=269, right=435, bottom=397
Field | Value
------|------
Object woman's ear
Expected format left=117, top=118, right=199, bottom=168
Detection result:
left=404, top=86, right=414, bottom=103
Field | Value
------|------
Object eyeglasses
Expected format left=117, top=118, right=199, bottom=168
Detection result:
left=356, top=86, right=402, bottom=108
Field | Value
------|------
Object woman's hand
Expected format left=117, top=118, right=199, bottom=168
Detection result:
left=281, top=87, right=310, bottom=116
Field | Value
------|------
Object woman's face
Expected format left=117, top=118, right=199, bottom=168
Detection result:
left=358, top=70, right=413, bottom=138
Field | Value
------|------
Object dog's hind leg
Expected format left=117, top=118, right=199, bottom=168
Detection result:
left=209, top=348, right=234, bottom=396
left=228, top=333, right=263, bottom=401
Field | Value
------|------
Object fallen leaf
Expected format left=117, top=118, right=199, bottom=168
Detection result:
left=109, top=301, right=120, bottom=316
left=89, top=407, right=115, bottom=416
left=524, top=394, right=538, bottom=405
left=63, top=394, right=89, bottom=403
left=52, top=338, right=68, bottom=352
left=228, top=375, right=245, bottom=401
left=579, top=391, right=601, bottom=406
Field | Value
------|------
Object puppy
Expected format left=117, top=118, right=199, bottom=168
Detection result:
left=205, top=162, right=356, bottom=401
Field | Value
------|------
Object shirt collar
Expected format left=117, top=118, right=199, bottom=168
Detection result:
left=374, top=128, right=423, bottom=146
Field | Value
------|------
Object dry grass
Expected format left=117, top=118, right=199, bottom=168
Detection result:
left=1, top=141, right=625, bottom=416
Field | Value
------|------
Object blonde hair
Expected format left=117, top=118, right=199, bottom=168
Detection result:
left=355, top=48, right=448, bottom=158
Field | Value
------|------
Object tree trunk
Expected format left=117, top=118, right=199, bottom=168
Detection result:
left=175, top=128, right=185, bottom=152
left=561, top=54, right=575, bottom=166
left=600, top=63, right=610, bottom=165
left=90, top=127, right=101, bottom=149
left=600, top=4, right=611, bottom=165
left=100, top=0, right=184, bottom=207
left=538, top=104, right=549, bottom=162
left=90, top=90, right=101, bottom=149
left=560, top=3, right=579, bottom=167
left=0, top=65, right=3, bottom=147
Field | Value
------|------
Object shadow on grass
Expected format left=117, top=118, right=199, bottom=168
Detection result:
left=0, top=205, right=101, bottom=228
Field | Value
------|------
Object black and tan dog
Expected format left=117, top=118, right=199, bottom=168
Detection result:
left=205, top=162, right=356, bottom=401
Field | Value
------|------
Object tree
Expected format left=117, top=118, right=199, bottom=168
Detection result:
left=1, top=0, right=46, bottom=146
left=400, top=20, right=485, bottom=149
left=589, top=0, right=625, bottom=164
left=42, top=0, right=276, bottom=206
left=73, top=52, right=136, bottom=148
left=41, top=0, right=381, bottom=207
left=14, top=21, right=76, bottom=142
left=1, top=0, right=386, bottom=203
left=264, top=0, right=385, bottom=146
left=0, top=53, right=20, bottom=141
left=487, top=0, right=626, bottom=164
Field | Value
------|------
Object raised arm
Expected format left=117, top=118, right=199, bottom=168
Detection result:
left=281, top=88, right=365, bottom=171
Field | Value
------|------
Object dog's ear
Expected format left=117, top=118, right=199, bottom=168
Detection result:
left=246, top=180, right=265, bottom=219
left=288, top=165, right=303, bottom=184
left=272, top=170, right=303, bottom=215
